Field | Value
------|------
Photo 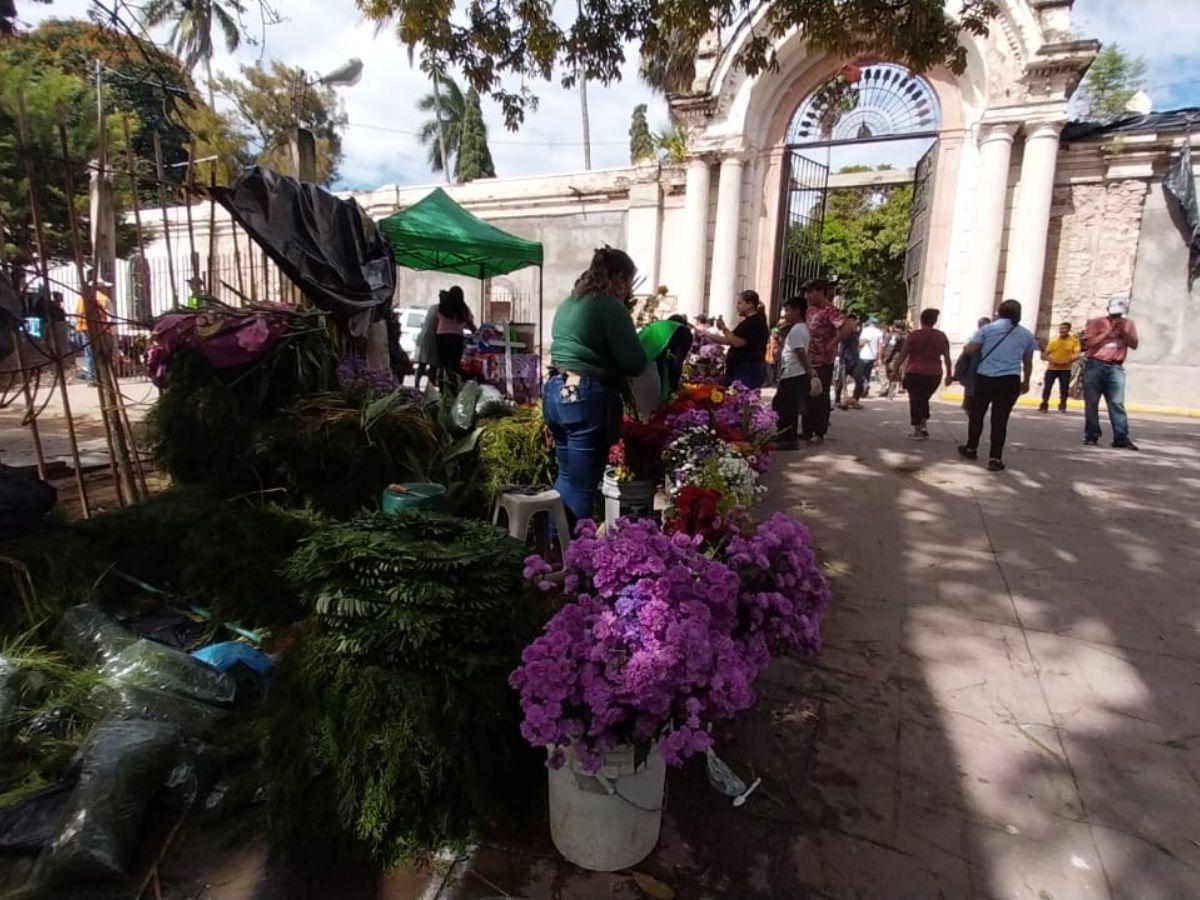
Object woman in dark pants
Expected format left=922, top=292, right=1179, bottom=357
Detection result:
left=434, top=286, right=475, bottom=383
left=894, top=307, right=952, bottom=440
left=713, top=290, right=770, bottom=389
left=542, top=248, right=647, bottom=528
left=956, top=299, right=1038, bottom=472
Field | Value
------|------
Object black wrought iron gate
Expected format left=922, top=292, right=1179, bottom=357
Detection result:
left=904, top=143, right=937, bottom=316
left=773, top=148, right=829, bottom=313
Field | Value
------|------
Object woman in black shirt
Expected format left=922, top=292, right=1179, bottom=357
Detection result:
left=714, top=290, right=770, bottom=389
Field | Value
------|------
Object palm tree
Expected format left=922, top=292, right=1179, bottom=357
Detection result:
left=417, top=71, right=465, bottom=180
left=639, top=32, right=697, bottom=95
left=144, top=0, right=245, bottom=107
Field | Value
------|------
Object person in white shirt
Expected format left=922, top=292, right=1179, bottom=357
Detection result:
left=772, top=296, right=821, bottom=450
left=845, top=315, right=883, bottom=408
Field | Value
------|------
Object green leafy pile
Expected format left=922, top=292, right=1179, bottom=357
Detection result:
left=0, top=488, right=314, bottom=631
left=146, top=329, right=487, bottom=517
left=265, top=512, right=539, bottom=867
left=145, top=320, right=338, bottom=498
left=476, top=406, right=556, bottom=501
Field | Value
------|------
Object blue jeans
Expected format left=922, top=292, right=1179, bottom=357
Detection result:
left=727, top=361, right=767, bottom=390
left=1083, top=358, right=1129, bottom=443
left=542, top=373, right=621, bottom=528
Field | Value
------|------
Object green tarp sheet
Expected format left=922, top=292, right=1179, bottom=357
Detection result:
left=376, top=188, right=544, bottom=278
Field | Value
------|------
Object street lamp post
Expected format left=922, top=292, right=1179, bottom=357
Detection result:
left=290, top=58, right=363, bottom=182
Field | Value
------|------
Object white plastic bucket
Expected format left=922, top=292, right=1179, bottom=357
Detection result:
left=601, top=473, right=657, bottom=525
left=547, top=744, right=665, bottom=871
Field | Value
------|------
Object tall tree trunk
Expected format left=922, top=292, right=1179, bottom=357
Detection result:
left=431, top=68, right=451, bottom=185
left=577, top=0, right=592, bottom=170
left=206, top=55, right=216, bottom=110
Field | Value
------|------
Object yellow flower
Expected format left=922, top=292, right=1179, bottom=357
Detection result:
left=710, top=390, right=725, bottom=404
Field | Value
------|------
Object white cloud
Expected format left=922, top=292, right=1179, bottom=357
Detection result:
left=19, top=0, right=668, bottom=190
left=1072, top=0, right=1200, bottom=110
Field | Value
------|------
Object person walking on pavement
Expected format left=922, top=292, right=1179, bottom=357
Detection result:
left=772, top=296, right=821, bottom=450
left=1039, top=321, right=1080, bottom=412
left=957, top=299, right=1038, bottom=472
left=834, top=313, right=860, bottom=409
left=712, top=289, right=770, bottom=389
left=1083, top=295, right=1139, bottom=450
left=801, top=279, right=856, bottom=444
left=848, top=315, right=884, bottom=408
left=895, top=308, right=951, bottom=439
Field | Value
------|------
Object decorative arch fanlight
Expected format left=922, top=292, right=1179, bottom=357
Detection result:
left=786, top=62, right=941, bottom=144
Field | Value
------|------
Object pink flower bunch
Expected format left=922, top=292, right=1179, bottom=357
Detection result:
left=510, top=518, right=764, bottom=771
left=724, top=513, right=831, bottom=656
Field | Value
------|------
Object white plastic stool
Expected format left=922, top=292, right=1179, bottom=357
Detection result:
left=493, top=487, right=571, bottom=555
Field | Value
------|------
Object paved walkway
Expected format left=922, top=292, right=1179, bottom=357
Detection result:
left=749, top=398, right=1200, bottom=898
left=453, top=398, right=1200, bottom=899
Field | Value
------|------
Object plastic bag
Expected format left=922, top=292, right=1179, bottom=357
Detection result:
left=474, top=383, right=506, bottom=417
left=105, top=684, right=227, bottom=738
left=0, top=465, right=57, bottom=539
left=628, top=364, right=662, bottom=421
left=450, top=380, right=482, bottom=432
left=0, top=785, right=72, bottom=854
left=59, top=605, right=136, bottom=667
left=191, top=642, right=272, bottom=677
left=29, top=719, right=179, bottom=886
left=101, top=639, right=236, bottom=707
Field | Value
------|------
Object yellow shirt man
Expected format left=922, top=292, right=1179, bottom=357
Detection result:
left=1044, top=330, right=1080, bottom=370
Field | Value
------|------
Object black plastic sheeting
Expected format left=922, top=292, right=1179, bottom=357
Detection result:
left=212, top=167, right=396, bottom=335
left=1164, top=140, right=1200, bottom=286
left=1063, top=108, right=1200, bottom=143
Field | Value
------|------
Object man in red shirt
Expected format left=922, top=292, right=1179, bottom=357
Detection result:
left=800, top=278, right=858, bottom=443
left=1082, top=295, right=1139, bottom=450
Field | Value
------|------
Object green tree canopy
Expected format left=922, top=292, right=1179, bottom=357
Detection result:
left=629, top=104, right=655, bottom=164
left=214, top=62, right=347, bottom=185
left=11, top=19, right=199, bottom=168
left=1, top=48, right=135, bottom=286
left=1079, top=44, right=1147, bottom=122
left=455, top=87, right=496, bottom=183
left=820, top=169, right=913, bottom=321
left=356, top=0, right=998, bottom=129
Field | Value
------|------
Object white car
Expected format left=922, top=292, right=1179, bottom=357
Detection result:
left=396, top=305, right=429, bottom=356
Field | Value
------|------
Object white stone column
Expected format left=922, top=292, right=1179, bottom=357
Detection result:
left=964, top=123, right=1018, bottom=330
left=1002, top=121, right=1064, bottom=326
left=678, top=157, right=712, bottom=319
left=625, top=180, right=663, bottom=293
left=708, top=156, right=744, bottom=324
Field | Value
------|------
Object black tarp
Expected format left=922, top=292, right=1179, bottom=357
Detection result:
left=1062, top=108, right=1200, bottom=143
left=212, top=167, right=395, bottom=335
left=1164, top=138, right=1200, bottom=288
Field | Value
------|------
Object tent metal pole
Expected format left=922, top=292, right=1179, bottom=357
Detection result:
left=537, top=264, right=544, bottom=364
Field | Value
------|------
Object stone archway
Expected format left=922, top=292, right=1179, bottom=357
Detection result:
left=770, top=61, right=947, bottom=315
left=667, top=0, right=1096, bottom=338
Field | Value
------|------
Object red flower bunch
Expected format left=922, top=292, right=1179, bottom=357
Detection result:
left=609, top=417, right=671, bottom=482
left=664, top=485, right=732, bottom=546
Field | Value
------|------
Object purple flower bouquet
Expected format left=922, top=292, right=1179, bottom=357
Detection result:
left=511, top=513, right=830, bottom=773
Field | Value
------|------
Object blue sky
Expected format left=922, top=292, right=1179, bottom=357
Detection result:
left=18, top=0, right=1200, bottom=190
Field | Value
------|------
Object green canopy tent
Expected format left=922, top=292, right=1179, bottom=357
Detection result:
left=376, top=187, right=545, bottom=354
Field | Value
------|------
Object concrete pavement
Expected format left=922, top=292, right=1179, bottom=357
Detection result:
left=449, top=398, right=1200, bottom=898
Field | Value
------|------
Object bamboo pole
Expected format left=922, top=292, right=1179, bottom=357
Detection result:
left=183, top=145, right=199, bottom=291
left=92, top=77, right=143, bottom=504
left=206, top=170, right=217, bottom=301
left=17, top=92, right=88, bottom=513
left=56, top=115, right=125, bottom=505
left=245, top=225, right=256, bottom=303
left=152, top=132, right=180, bottom=307
left=116, top=119, right=151, bottom=498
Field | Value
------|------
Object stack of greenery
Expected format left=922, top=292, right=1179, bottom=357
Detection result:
left=0, top=488, right=314, bottom=634
left=476, top=406, right=556, bottom=501
left=146, top=318, right=518, bottom=517
left=263, top=511, right=540, bottom=867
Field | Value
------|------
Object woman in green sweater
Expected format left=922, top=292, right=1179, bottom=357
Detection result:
left=544, top=247, right=648, bottom=527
